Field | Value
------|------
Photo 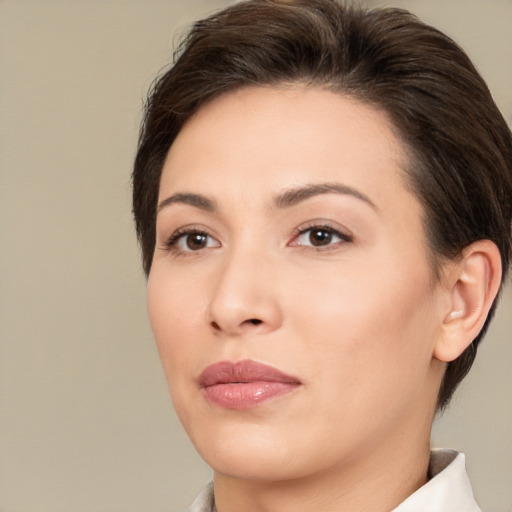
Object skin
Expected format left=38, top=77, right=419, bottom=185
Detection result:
left=147, top=86, right=466, bottom=512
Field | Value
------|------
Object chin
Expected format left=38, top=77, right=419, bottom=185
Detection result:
left=207, top=445, right=308, bottom=482
left=185, top=414, right=351, bottom=484
left=185, top=418, right=306, bottom=480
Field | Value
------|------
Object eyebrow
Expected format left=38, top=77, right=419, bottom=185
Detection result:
left=274, top=183, right=377, bottom=210
left=157, top=193, right=217, bottom=213
left=157, top=182, right=377, bottom=214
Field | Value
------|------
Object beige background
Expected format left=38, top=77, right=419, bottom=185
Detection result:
left=0, top=1, right=511, bottom=511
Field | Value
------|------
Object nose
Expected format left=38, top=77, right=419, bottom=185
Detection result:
left=207, top=247, right=283, bottom=337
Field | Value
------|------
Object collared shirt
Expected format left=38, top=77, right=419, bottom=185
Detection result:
left=188, top=449, right=481, bottom=512
left=393, top=449, right=481, bottom=512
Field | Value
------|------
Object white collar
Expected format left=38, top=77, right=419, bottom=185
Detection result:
left=393, top=449, right=481, bottom=512
left=189, top=449, right=481, bottom=512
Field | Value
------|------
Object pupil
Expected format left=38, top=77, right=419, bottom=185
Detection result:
left=310, top=229, right=332, bottom=246
left=187, top=233, right=207, bottom=250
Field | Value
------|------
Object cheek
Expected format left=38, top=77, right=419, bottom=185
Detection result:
left=146, top=267, right=206, bottom=377
left=288, top=255, right=438, bottom=391
left=146, top=267, right=213, bottom=435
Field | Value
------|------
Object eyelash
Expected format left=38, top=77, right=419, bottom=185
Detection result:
left=162, top=223, right=352, bottom=256
left=291, top=223, right=353, bottom=249
left=163, top=227, right=218, bottom=255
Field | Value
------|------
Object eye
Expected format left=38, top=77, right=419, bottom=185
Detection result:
left=292, top=225, right=351, bottom=248
left=165, top=229, right=220, bottom=253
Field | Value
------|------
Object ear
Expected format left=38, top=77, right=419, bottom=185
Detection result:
left=434, top=240, right=502, bottom=362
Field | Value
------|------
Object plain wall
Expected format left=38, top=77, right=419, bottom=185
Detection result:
left=0, top=1, right=510, bottom=511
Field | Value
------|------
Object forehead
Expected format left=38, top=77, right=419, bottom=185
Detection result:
left=160, top=86, right=413, bottom=210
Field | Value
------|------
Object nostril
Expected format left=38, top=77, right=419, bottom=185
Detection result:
left=210, top=318, right=263, bottom=332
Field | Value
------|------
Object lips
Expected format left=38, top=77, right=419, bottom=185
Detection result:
left=199, top=360, right=301, bottom=409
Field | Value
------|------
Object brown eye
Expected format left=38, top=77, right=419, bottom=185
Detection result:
left=186, top=233, right=208, bottom=250
left=294, top=225, right=351, bottom=249
left=309, top=229, right=333, bottom=246
left=166, top=229, right=220, bottom=253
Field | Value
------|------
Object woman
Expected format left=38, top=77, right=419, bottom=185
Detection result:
left=133, top=1, right=512, bottom=510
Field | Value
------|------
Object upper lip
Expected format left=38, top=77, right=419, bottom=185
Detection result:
left=199, top=359, right=301, bottom=387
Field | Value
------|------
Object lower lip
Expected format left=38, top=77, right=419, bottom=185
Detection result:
left=202, top=381, right=300, bottom=409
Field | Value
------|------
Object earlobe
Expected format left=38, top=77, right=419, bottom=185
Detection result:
left=434, top=240, right=502, bottom=363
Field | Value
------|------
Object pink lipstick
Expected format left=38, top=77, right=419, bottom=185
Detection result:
left=199, top=360, right=301, bottom=409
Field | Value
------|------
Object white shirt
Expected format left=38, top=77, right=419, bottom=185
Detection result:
left=188, top=449, right=481, bottom=512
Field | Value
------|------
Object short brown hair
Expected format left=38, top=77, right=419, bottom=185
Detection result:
left=133, top=0, right=512, bottom=409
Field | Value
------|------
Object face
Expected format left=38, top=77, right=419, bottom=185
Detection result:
left=147, top=86, right=447, bottom=482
